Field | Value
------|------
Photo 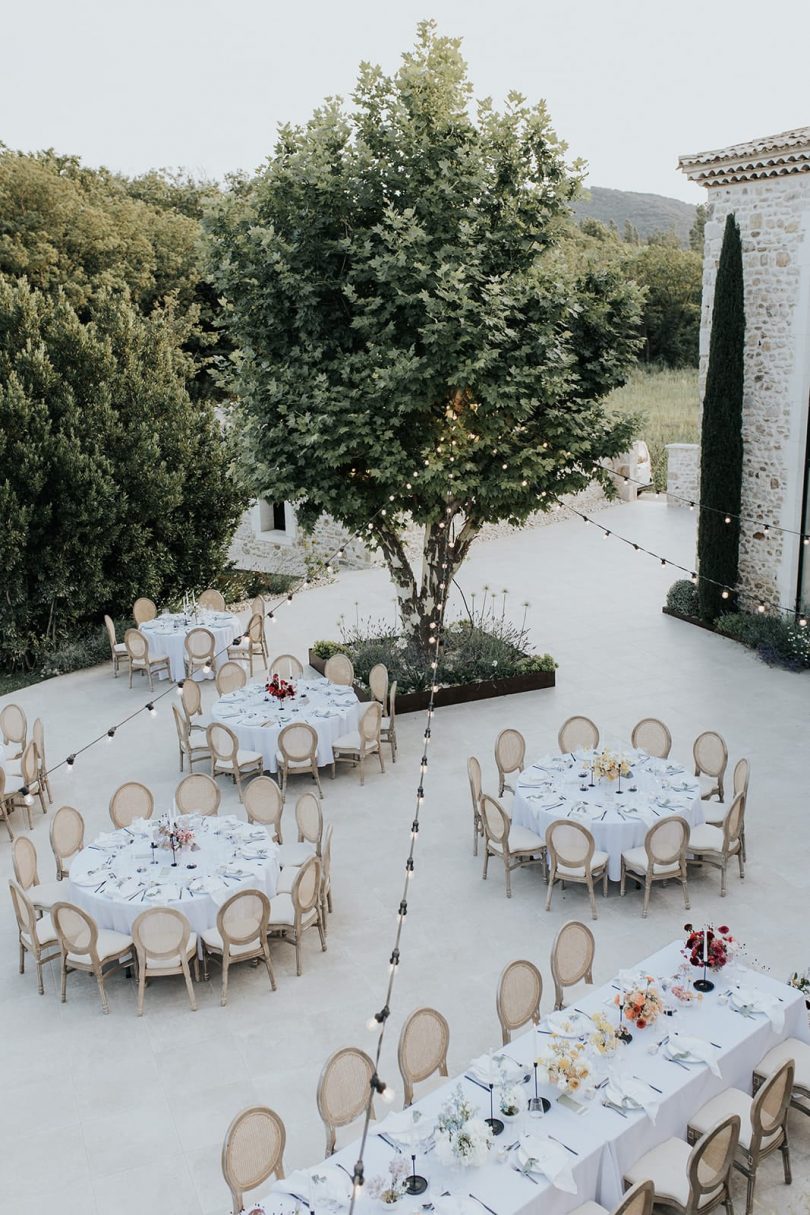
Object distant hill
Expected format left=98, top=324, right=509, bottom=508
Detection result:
left=571, top=186, right=697, bottom=247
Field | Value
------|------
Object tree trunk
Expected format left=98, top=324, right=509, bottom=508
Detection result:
left=371, top=512, right=480, bottom=654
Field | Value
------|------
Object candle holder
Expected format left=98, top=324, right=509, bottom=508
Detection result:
left=694, top=962, right=715, bottom=994
left=588, top=763, right=595, bottom=789
left=403, top=1152, right=427, bottom=1196
left=150, top=842, right=158, bottom=865
left=528, top=1061, right=550, bottom=1116
left=617, top=993, right=633, bottom=1044
left=485, top=1082, right=504, bottom=1136
left=615, top=768, right=623, bottom=796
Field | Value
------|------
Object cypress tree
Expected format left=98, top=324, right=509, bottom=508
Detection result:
left=697, top=213, right=745, bottom=620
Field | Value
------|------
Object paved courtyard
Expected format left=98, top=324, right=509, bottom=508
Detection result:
left=1, top=499, right=808, bottom=1215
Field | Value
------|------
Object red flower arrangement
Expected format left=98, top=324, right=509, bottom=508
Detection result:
left=682, top=923, right=734, bottom=971
left=265, top=674, right=296, bottom=701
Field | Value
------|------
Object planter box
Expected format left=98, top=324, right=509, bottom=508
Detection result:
left=308, top=650, right=555, bottom=714
left=662, top=607, right=719, bottom=635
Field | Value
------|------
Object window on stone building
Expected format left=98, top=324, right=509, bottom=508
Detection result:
left=255, top=499, right=295, bottom=543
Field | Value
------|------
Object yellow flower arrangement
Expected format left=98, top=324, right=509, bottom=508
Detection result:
left=593, top=749, right=631, bottom=782
left=588, top=1011, right=618, bottom=1056
left=536, top=1036, right=592, bottom=1094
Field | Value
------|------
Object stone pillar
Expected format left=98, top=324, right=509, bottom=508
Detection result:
left=665, top=443, right=699, bottom=507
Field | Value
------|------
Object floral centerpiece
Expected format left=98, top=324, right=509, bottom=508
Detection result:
left=366, top=1157, right=410, bottom=1205
left=498, top=1083, right=527, bottom=1120
left=536, top=1037, right=592, bottom=1094
left=682, top=923, right=734, bottom=971
left=157, top=819, right=196, bottom=853
left=593, top=749, right=631, bottom=782
left=434, top=1085, right=493, bottom=1168
left=265, top=674, right=296, bottom=701
left=615, top=976, right=664, bottom=1029
left=588, top=1011, right=619, bottom=1056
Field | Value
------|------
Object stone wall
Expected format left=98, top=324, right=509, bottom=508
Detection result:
left=227, top=510, right=371, bottom=576
left=699, top=176, right=810, bottom=610
left=666, top=443, right=699, bottom=508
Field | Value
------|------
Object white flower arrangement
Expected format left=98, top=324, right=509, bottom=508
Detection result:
left=498, top=1082, right=527, bottom=1119
left=434, top=1084, right=493, bottom=1168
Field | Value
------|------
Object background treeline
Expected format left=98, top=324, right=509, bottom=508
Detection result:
left=0, top=148, right=246, bottom=669
left=0, top=145, right=702, bottom=672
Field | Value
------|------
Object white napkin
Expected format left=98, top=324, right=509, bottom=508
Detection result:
left=94, top=831, right=123, bottom=850
left=729, top=987, right=785, bottom=1032
left=517, top=1134, right=576, bottom=1192
left=201, top=875, right=227, bottom=894
left=71, top=869, right=106, bottom=887
left=604, top=1074, right=660, bottom=1123
left=666, top=1034, right=722, bottom=1076
left=525, top=795, right=565, bottom=810
left=273, top=1164, right=351, bottom=1206
left=467, top=1052, right=524, bottom=1084
left=543, top=1010, right=591, bottom=1038
left=108, top=877, right=141, bottom=900
left=378, top=1107, right=434, bottom=1145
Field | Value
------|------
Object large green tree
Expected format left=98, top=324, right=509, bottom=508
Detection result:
left=208, top=22, right=643, bottom=649
left=697, top=213, right=745, bottom=620
left=0, top=277, right=245, bottom=665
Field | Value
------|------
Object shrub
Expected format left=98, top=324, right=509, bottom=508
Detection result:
left=517, top=653, right=559, bottom=674
left=311, top=640, right=351, bottom=661
left=218, top=569, right=297, bottom=604
left=715, top=612, right=810, bottom=671
left=666, top=579, right=699, bottom=617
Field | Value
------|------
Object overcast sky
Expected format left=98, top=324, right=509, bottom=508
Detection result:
left=3, top=0, right=808, bottom=204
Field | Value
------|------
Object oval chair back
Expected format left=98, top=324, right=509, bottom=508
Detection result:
left=198, top=588, right=226, bottom=611
left=630, top=717, right=672, bottom=759
left=558, top=715, right=599, bottom=754
left=221, top=1105, right=286, bottom=1215
left=550, top=920, right=595, bottom=1010
left=496, top=959, right=542, bottom=1044
left=132, top=597, right=157, bottom=624
left=244, top=776, right=283, bottom=841
left=216, top=661, right=247, bottom=696
left=324, top=653, right=354, bottom=686
left=316, top=1046, right=375, bottom=1156
left=109, top=781, right=154, bottom=829
left=175, top=773, right=220, bottom=817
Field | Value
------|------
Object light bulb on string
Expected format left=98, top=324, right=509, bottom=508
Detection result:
left=800, top=616, right=807, bottom=628
left=721, top=589, right=730, bottom=599
left=757, top=602, right=766, bottom=614
left=690, top=572, right=698, bottom=585
left=602, top=531, right=609, bottom=541
left=176, top=680, right=185, bottom=696
left=724, top=515, right=731, bottom=524
left=660, top=558, right=666, bottom=566
left=106, top=728, right=116, bottom=744
left=287, top=593, right=293, bottom=603
left=147, top=703, right=156, bottom=717
left=66, top=754, right=76, bottom=774
left=21, top=785, right=32, bottom=806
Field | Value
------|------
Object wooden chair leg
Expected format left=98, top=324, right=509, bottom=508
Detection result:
left=97, top=967, right=110, bottom=1014
left=221, top=955, right=229, bottom=1006
left=642, top=876, right=652, bottom=918
left=36, top=958, right=45, bottom=995
left=60, top=955, right=68, bottom=1003
left=19, top=939, right=25, bottom=974
left=545, top=870, right=555, bottom=911
left=181, top=959, right=197, bottom=1011
left=137, top=966, right=146, bottom=1015
left=505, top=859, right=512, bottom=899
left=262, top=943, right=277, bottom=991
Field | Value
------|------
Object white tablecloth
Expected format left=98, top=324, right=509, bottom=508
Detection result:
left=140, top=611, right=242, bottom=681
left=261, top=942, right=810, bottom=1215
left=66, top=814, right=279, bottom=942
left=512, top=750, right=703, bottom=881
left=211, top=676, right=363, bottom=773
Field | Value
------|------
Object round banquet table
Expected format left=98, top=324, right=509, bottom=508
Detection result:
left=139, top=610, right=242, bottom=682
left=66, top=814, right=280, bottom=945
left=510, top=748, right=703, bottom=882
left=211, top=675, right=363, bottom=773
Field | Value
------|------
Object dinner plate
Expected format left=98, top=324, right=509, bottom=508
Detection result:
left=543, top=1010, right=591, bottom=1038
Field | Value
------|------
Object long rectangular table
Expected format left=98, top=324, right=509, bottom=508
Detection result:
left=262, top=941, right=810, bottom=1213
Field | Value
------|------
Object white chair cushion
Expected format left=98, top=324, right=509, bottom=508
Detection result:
left=276, top=753, right=315, bottom=769
left=268, top=894, right=296, bottom=926
left=621, top=846, right=682, bottom=876
left=555, top=849, right=609, bottom=877
left=22, top=913, right=57, bottom=949
left=276, top=866, right=299, bottom=894
left=113, top=643, right=128, bottom=655
left=625, top=1135, right=722, bottom=1208
left=756, top=1038, right=810, bottom=1091
left=67, top=928, right=132, bottom=965
left=277, top=842, right=316, bottom=868
left=200, top=926, right=262, bottom=958
left=144, top=934, right=198, bottom=969
left=569, top=1203, right=608, bottom=1215
left=487, top=824, right=545, bottom=855
left=215, top=749, right=262, bottom=770
left=689, top=824, right=736, bottom=854
left=703, top=805, right=728, bottom=826
left=31, top=881, right=72, bottom=911
left=333, top=731, right=372, bottom=752
left=698, top=773, right=721, bottom=797
left=689, top=1086, right=781, bottom=1152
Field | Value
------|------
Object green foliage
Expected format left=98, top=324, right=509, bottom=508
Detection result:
left=689, top=205, right=707, bottom=253
left=0, top=276, right=246, bottom=666
left=697, top=215, right=744, bottom=620
left=324, top=598, right=556, bottom=694
left=218, top=568, right=297, bottom=603
left=606, top=366, right=698, bottom=491
left=208, top=23, right=643, bottom=650
left=715, top=613, right=810, bottom=671
left=626, top=243, right=702, bottom=367
left=665, top=579, right=700, bottom=617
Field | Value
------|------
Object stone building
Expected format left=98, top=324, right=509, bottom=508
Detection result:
left=227, top=499, right=371, bottom=576
left=677, top=127, right=810, bottom=617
